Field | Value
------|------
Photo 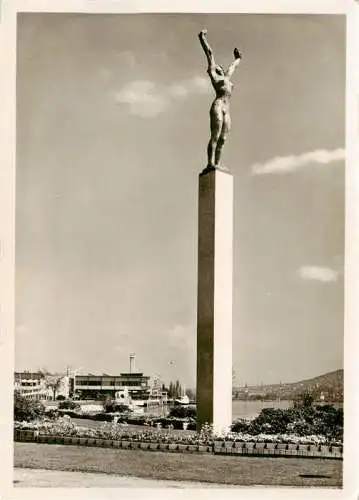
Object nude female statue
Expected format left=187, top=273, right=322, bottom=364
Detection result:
left=198, top=29, right=242, bottom=169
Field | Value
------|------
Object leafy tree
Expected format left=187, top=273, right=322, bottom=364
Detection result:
left=37, top=367, right=52, bottom=376
left=14, top=391, right=45, bottom=421
left=45, top=375, right=63, bottom=400
left=102, top=395, right=114, bottom=412
left=175, top=380, right=180, bottom=398
left=168, top=380, right=183, bottom=398
left=185, top=388, right=195, bottom=401
left=293, top=390, right=315, bottom=408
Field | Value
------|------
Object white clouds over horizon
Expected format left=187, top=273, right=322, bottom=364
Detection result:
left=251, top=148, right=345, bottom=175
left=298, top=266, right=339, bottom=283
left=114, top=77, right=210, bottom=118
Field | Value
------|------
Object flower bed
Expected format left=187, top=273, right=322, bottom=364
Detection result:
left=14, top=417, right=343, bottom=459
left=14, top=418, right=342, bottom=448
left=214, top=431, right=342, bottom=447
left=14, top=418, right=208, bottom=446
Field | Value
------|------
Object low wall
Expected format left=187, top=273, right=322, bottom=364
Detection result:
left=14, top=430, right=343, bottom=460
left=213, top=440, right=343, bottom=459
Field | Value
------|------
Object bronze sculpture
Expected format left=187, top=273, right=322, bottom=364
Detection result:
left=198, top=29, right=242, bottom=169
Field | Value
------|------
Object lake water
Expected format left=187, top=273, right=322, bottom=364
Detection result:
left=232, top=399, right=293, bottom=420
left=140, top=399, right=294, bottom=420
left=50, top=398, right=340, bottom=421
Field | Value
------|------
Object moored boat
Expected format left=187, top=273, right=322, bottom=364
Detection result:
left=174, top=394, right=190, bottom=405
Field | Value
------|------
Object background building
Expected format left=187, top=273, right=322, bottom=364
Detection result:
left=15, top=372, right=72, bottom=401
left=14, top=372, right=49, bottom=400
left=73, top=372, right=151, bottom=401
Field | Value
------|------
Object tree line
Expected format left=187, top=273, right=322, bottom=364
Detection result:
left=165, top=380, right=195, bottom=400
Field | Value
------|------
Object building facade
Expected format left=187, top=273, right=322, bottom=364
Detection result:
left=15, top=372, right=72, bottom=401
left=73, top=373, right=151, bottom=401
left=14, top=372, right=50, bottom=400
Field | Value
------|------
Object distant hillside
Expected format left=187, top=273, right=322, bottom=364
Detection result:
left=234, top=369, right=343, bottom=402
left=280, top=369, right=343, bottom=400
left=287, top=369, right=343, bottom=392
left=248, top=369, right=343, bottom=391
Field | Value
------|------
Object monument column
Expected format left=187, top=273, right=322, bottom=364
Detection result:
left=196, top=167, right=233, bottom=434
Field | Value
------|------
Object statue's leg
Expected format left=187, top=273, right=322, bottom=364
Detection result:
left=215, top=111, right=231, bottom=167
left=208, top=102, right=222, bottom=167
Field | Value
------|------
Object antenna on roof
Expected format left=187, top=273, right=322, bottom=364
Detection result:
left=129, top=353, right=135, bottom=374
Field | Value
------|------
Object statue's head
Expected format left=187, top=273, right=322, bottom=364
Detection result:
left=215, top=65, right=225, bottom=76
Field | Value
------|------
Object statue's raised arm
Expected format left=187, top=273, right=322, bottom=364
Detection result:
left=199, top=30, right=222, bottom=88
left=198, top=29, right=215, bottom=67
left=226, top=48, right=242, bottom=78
left=198, top=29, right=242, bottom=169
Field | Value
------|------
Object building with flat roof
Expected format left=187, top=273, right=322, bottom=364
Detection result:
left=15, top=372, right=72, bottom=401
left=73, top=373, right=151, bottom=401
left=14, top=372, right=50, bottom=400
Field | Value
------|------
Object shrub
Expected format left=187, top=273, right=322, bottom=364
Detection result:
left=231, top=419, right=251, bottom=433
left=168, top=406, right=196, bottom=419
left=291, top=419, right=312, bottom=436
left=91, top=413, right=113, bottom=421
left=313, top=405, right=343, bottom=440
left=104, top=402, right=130, bottom=413
left=232, top=404, right=343, bottom=442
left=14, top=392, right=46, bottom=422
left=58, top=400, right=81, bottom=411
left=248, top=408, right=293, bottom=434
left=45, top=409, right=60, bottom=420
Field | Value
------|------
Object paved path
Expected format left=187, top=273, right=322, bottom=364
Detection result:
left=14, top=468, right=237, bottom=488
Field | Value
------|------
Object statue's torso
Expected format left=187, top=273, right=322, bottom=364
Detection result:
left=215, top=78, right=233, bottom=98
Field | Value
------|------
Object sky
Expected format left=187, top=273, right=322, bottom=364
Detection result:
left=15, top=13, right=345, bottom=387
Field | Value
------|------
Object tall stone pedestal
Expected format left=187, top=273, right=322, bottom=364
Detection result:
left=196, top=167, right=233, bottom=434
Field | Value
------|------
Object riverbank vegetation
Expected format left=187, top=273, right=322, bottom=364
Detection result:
left=14, top=391, right=343, bottom=446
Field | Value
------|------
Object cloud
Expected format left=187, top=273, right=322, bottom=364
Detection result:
left=114, top=76, right=210, bottom=118
left=114, top=80, right=169, bottom=118
left=251, top=148, right=345, bottom=175
left=99, top=68, right=112, bottom=81
left=297, top=266, right=339, bottom=283
left=191, top=76, right=210, bottom=92
left=114, top=50, right=137, bottom=69
left=167, top=323, right=195, bottom=349
left=168, top=77, right=209, bottom=99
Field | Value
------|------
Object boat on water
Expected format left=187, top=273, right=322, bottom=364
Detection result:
left=174, top=393, right=190, bottom=405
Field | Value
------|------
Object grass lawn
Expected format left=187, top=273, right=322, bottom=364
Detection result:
left=14, top=442, right=342, bottom=487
